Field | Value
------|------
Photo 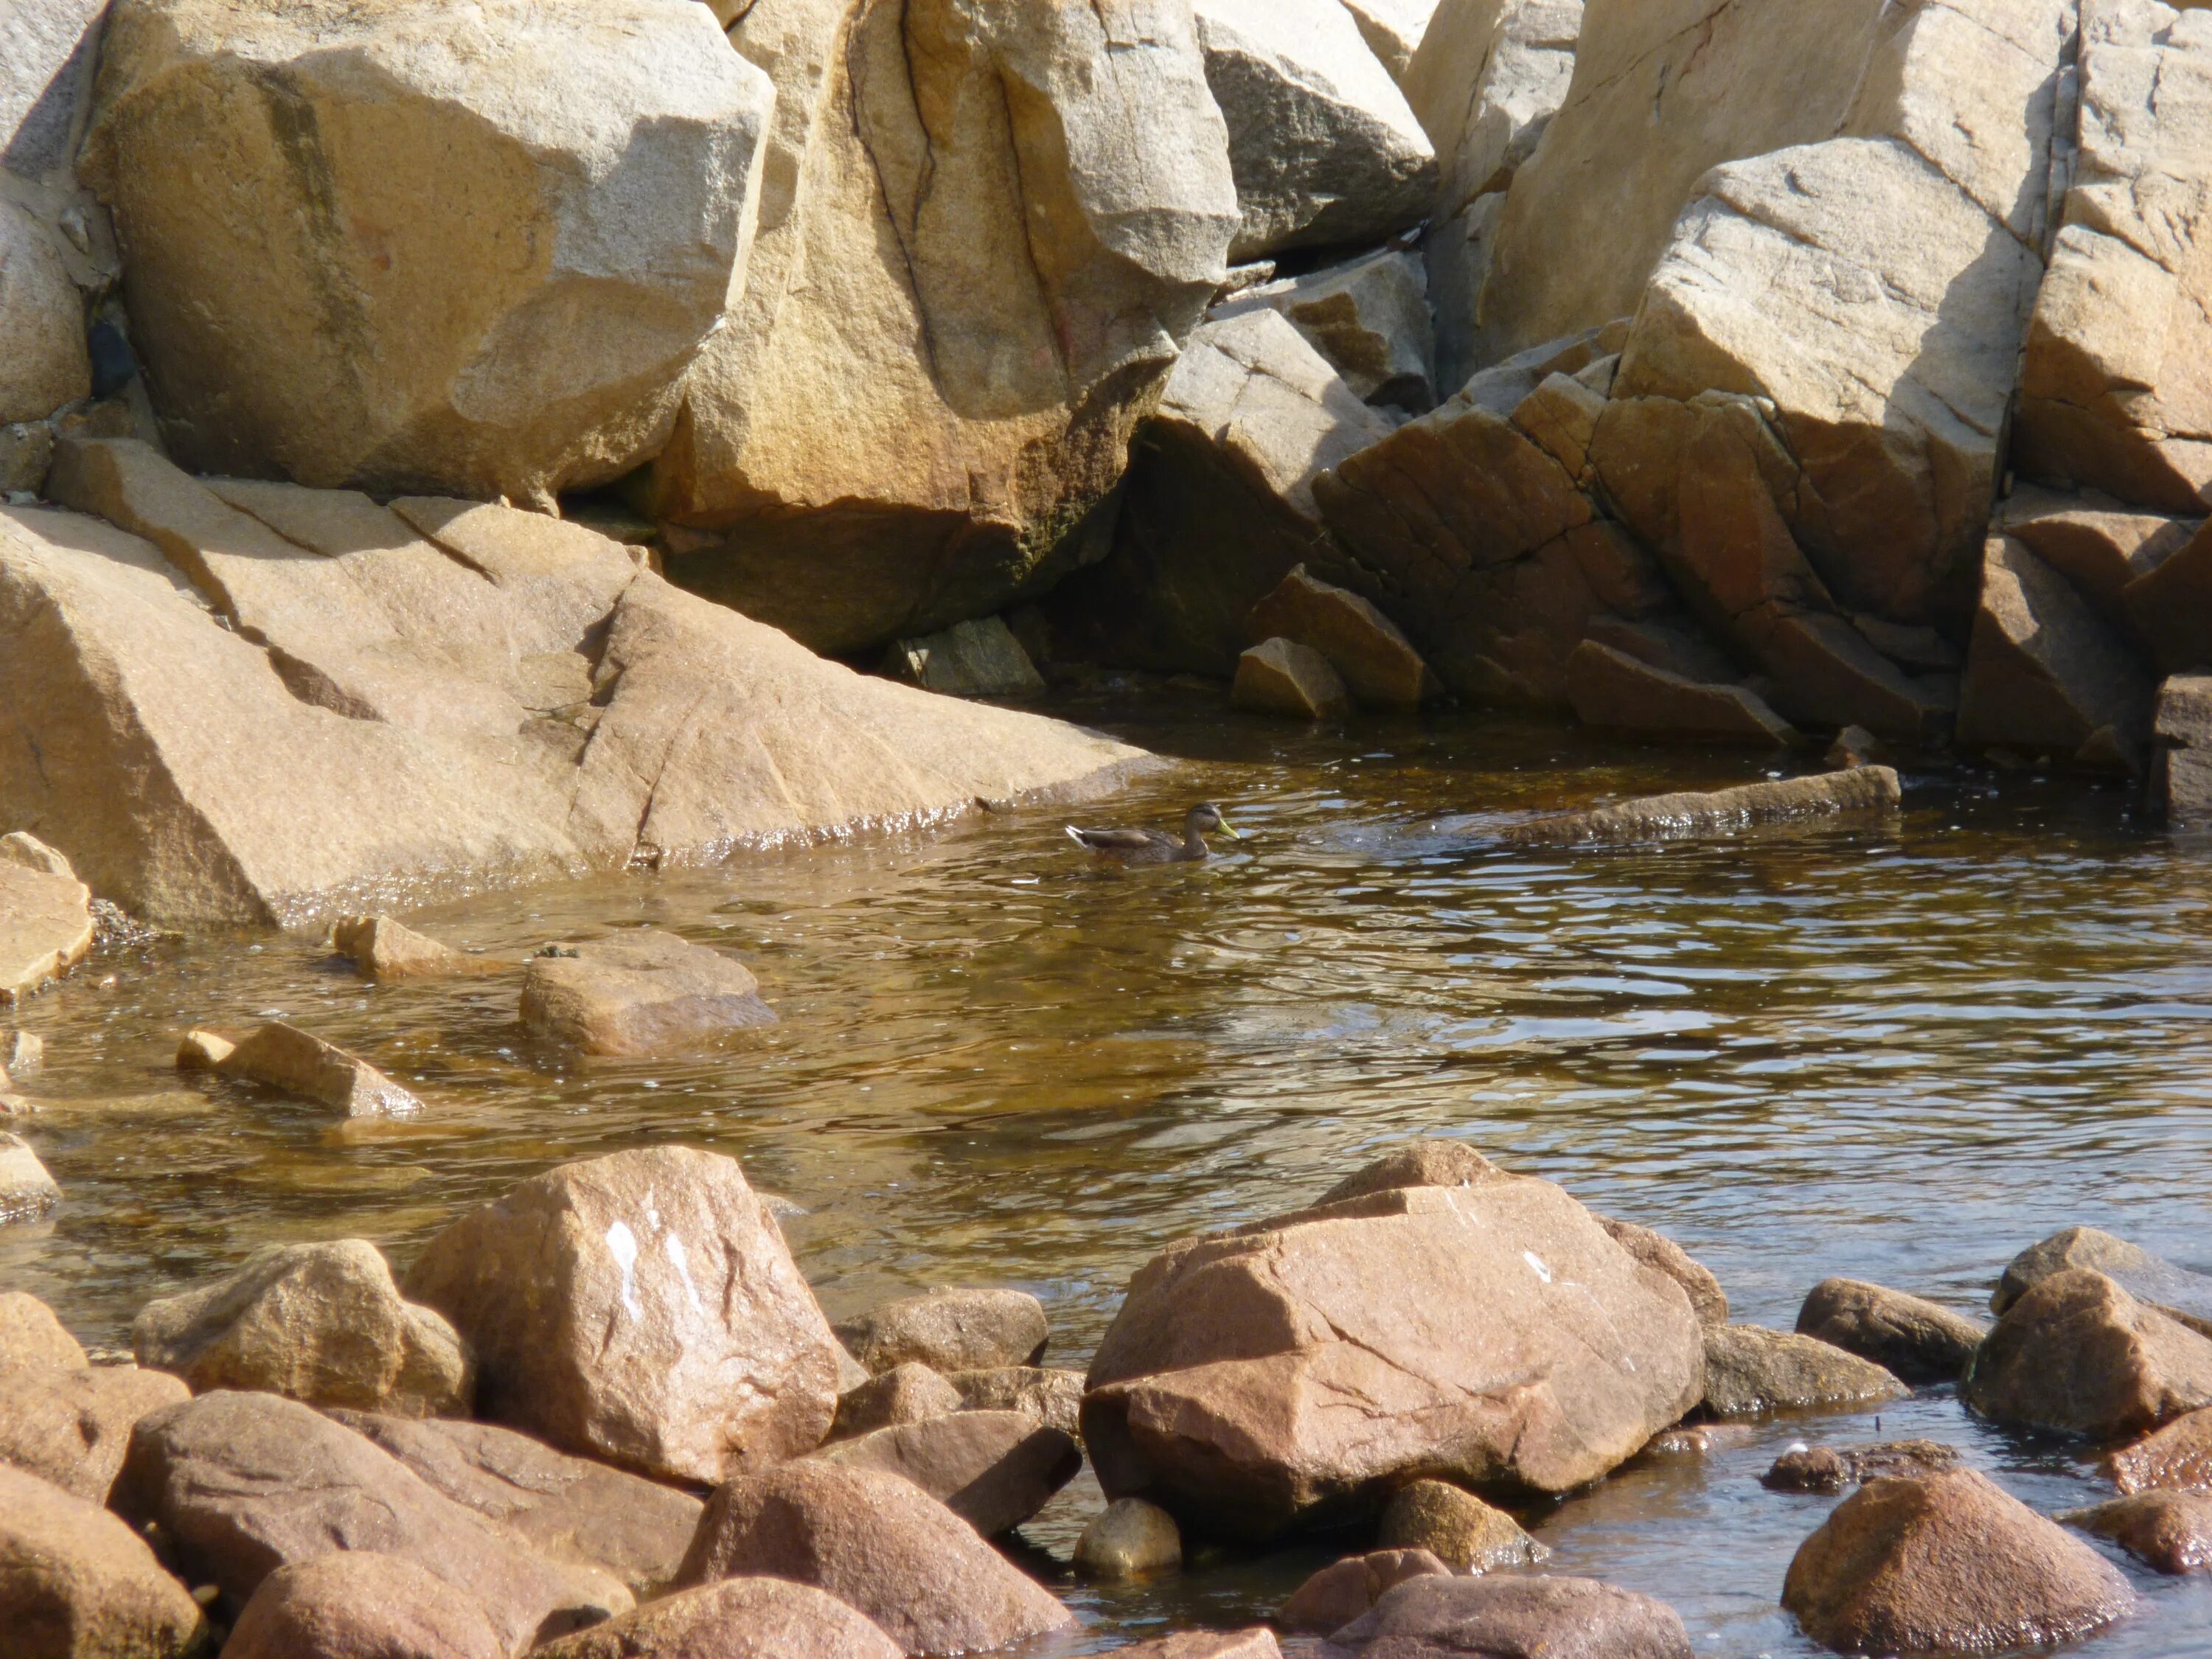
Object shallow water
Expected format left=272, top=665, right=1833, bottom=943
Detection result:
left=7, top=685, right=2212, bottom=1655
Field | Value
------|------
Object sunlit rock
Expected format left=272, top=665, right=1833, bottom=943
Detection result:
left=1796, top=1279, right=1987, bottom=1384
left=833, top=1287, right=1048, bottom=1377
left=1699, top=1326, right=1908, bottom=1419
left=0, top=1464, right=209, bottom=1659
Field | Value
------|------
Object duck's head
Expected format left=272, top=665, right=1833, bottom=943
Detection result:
left=1188, top=802, right=1240, bottom=840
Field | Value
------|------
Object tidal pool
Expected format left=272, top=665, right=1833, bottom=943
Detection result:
left=6, top=684, right=2211, bottom=1655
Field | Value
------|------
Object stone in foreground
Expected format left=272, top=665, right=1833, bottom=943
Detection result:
left=214, top=1023, right=424, bottom=1118
left=1279, top=1548, right=1450, bottom=1635
left=1076, top=1497, right=1183, bottom=1579
left=1783, top=1469, right=2134, bottom=1655
left=0, top=1130, right=60, bottom=1221
left=0, top=834, right=93, bottom=1003
left=674, top=1460, right=1075, bottom=1656
left=405, top=1147, right=839, bottom=1484
left=1248, top=565, right=1433, bottom=709
left=1234, top=637, right=1352, bottom=720
left=221, top=1553, right=504, bottom=1659
left=0, top=1361, right=189, bottom=1503
left=1796, top=1278, right=1988, bottom=1385
left=1597, top=1217, right=1728, bottom=1327
left=332, top=915, right=490, bottom=983
left=1082, top=1169, right=1703, bottom=1539
left=1966, top=1267, right=2212, bottom=1440
left=1376, top=1478, right=1547, bottom=1572
left=532, top=1574, right=902, bottom=1659
left=521, top=931, right=775, bottom=1058
left=1700, top=1326, right=1909, bottom=1419
left=833, top=1287, right=1048, bottom=1377
left=2108, top=1405, right=2212, bottom=1495
left=1320, top=1573, right=1691, bottom=1658
left=812, top=1409, right=1080, bottom=1537
left=132, top=1238, right=471, bottom=1417
left=0, top=1464, right=209, bottom=1659
left=1501, top=768, right=1902, bottom=847
left=2067, top=1489, right=2212, bottom=1574
left=0, top=1290, right=87, bottom=1371
left=1762, top=1440, right=1963, bottom=1495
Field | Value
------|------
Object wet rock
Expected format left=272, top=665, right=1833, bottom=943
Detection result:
left=1761, top=1439, right=1963, bottom=1495
left=1642, top=1422, right=1759, bottom=1458
left=652, top=0, right=1237, bottom=655
left=213, top=1023, right=424, bottom=1119
left=1502, top=768, right=1903, bottom=848
left=173, top=1031, right=232, bottom=1071
left=1319, top=1572, right=1691, bottom=1658
left=0, top=1362, right=188, bottom=1503
left=1315, top=1139, right=1503, bottom=1205
left=116, top=1390, right=631, bottom=1640
left=1279, top=1548, right=1451, bottom=1635
left=2108, top=1405, right=2212, bottom=1495
left=2068, top=1489, right=2212, bottom=1574
left=882, top=619, right=1045, bottom=701
left=673, top=1460, right=1076, bottom=1655
left=330, top=916, right=489, bottom=984
left=0, top=1291, right=86, bottom=1371
left=1082, top=1173, right=1703, bottom=1540
left=1700, top=1326, right=1909, bottom=1419
left=327, top=1411, right=703, bottom=1599
left=1565, top=641, right=1798, bottom=747
left=944, top=1366, right=1085, bottom=1436
left=222, top=1553, right=505, bottom=1659
left=2152, top=674, right=2212, bottom=826
left=1994, top=1226, right=2212, bottom=1337
left=533, top=1575, right=903, bottom=1659
left=830, top=1363, right=962, bottom=1441
left=0, top=201, right=88, bottom=427
left=1966, top=1267, right=2212, bottom=1440
left=812, top=1409, right=1081, bottom=1537
left=1957, top=538, right=2154, bottom=770
left=834, top=1287, right=1048, bottom=1377
left=133, top=1239, right=470, bottom=1417
left=520, top=931, right=776, bottom=1059
left=0, top=1464, right=210, bottom=1659
left=405, top=1147, right=838, bottom=1485
left=1795, top=1279, right=1988, bottom=1385
left=1782, top=1468, right=2135, bottom=1655
left=1213, top=251, right=1437, bottom=412
left=1376, top=1479, right=1547, bottom=1571
left=0, top=1130, right=60, bottom=1220
left=1075, top=1497, right=1183, bottom=1579
left=1596, top=1217, right=1728, bottom=1328
left=1194, top=0, right=1435, bottom=260
left=0, top=832, right=93, bottom=1004
left=1826, top=726, right=1880, bottom=769
left=1248, top=566, right=1433, bottom=709
left=83, top=0, right=772, bottom=509
left=1234, top=638, right=1352, bottom=720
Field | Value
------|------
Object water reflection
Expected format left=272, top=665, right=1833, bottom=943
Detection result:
left=4, top=689, right=2211, bottom=1653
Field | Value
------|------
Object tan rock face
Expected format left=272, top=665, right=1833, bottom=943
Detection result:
left=830, top=1363, right=962, bottom=1441
left=1248, top=565, right=1433, bottom=709
left=1234, top=638, right=1352, bottom=720
left=533, top=1576, right=905, bottom=1659
left=833, top=1287, right=1048, bottom=1377
left=0, top=1464, right=209, bottom=1659
left=2109, top=1404, right=2212, bottom=1494
left=213, top=1024, right=425, bottom=1119
left=0, top=1291, right=87, bottom=1372
left=1213, top=251, right=1437, bottom=413
left=1279, top=1548, right=1450, bottom=1635
left=0, top=835, right=92, bottom=1004
left=116, top=1390, right=633, bottom=1641
left=1700, top=1326, right=1907, bottom=1419
left=1795, top=1279, right=1986, bottom=1385
left=1324, top=1573, right=1691, bottom=1657
left=521, top=931, right=776, bottom=1058
left=221, top=1554, right=506, bottom=1659
left=0, top=200, right=87, bottom=426
left=1782, top=1469, right=2135, bottom=1655
left=0, top=1363, right=188, bottom=1504
left=652, top=0, right=1239, bottom=654
left=1596, top=1218, right=1728, bottom=1328
left=1966, top=1267, right=2212, bottom=1439
left=1376, top=1480, right=1547, bottom=1573
left=813, top=1409, right=1080, bottom=1537
left=2068, top=1489, right=2212, bottom=1573
left=83, top=0, right=773, bottom=509
left=326, top=1412, right=703, bottom=1600
left=1082, top=1176, right=1704, bottom=1540
left=674, top=1460, right=1077, bottom=1655
left=404, top=1147, right=841, bottom=1485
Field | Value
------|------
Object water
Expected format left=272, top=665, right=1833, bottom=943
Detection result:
left=6, top=685, right=2211, bottom=1655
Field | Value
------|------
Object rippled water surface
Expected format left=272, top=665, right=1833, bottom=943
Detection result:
left=7, top=687, right=2212, bottom=1655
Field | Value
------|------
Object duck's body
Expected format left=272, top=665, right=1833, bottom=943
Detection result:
left=1066, top=803, right=1239, bottom=865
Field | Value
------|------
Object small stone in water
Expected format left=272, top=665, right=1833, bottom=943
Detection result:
left=1377, top=1478, right=1548, bottom=1572
left=1762, top=1440, right=1963, bottom=1495
left=1075, top=1497, right=1182, bottom=1579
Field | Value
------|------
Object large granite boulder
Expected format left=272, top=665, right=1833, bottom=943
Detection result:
left=674, top=1460, right=1075, bottom=1655
left=533, top=1576, right=903, bottom=1659
left=82, top=0, right=772, bottom=510
left=649, top=0, right=1239, bottom=654
left=403, top=1147, right=841, bottom=1485
left=1318, top=1573, right=1691, bottom=1658
left=0, top=1465, right=209, bottom=1659
left=1782, top=1468, right=2135, bottom=1654
left=222, top=1554, right=506, bottom=1659
left=0, top=1362, right=188, bottom=1503
left=1967, top=1267, right=2212, bottom=1439
left=0, top=200, right=86, bottom=428
left=1, top=446, right=1138, bottom=927
left=1081, top=1170, right=1704, bottom=1540
left=115, top=1391, right=631, bottom=1643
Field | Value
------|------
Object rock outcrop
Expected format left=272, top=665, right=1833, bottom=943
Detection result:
left=332, top=915, right=488, bottom=983
left=1966, top=1267, right=2212, bottom=1439
left=881, top=618, right=1045, bottom=700
left=0, top=1290, right=86, bottom=1371
left=1796, top=1279, right=1988, bottom=1384
left=0, top=1464, right=209, bottom=1659
left=2153, top=674, right=2212, bottom=822
left=405, top=1147, right=841, bottom=1485
left=649, top=0, right=1239, bottom=653
left=521, top=931, right=775, bottom=1057
left=944, top=1365, right=1084, bottom=1435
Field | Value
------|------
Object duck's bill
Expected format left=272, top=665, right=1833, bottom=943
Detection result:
left=1215, top=815, right=1241, bottom=841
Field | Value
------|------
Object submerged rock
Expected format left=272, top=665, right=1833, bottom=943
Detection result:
left=404, top=1147, right=841, bottom=1485
left=1076, top=1497, right=1183, bottom=1580
left=812, top=1409, right=1079, bottom=1537
left=331, top=916, right=490, bottom=984
left=222, top=1554, right=505, bottom=1659
left=1234, top=637, right=1352, bottom=720
left=0, top=1361, right=188, bottom=1503
left=1279, top=1548, right=1450, bottom=1635
left=532, top=1575, right=903, bottom=1659
left=1319, top=1573, right=1691, bottom=1658
left=833, top=1287, right=1048, bottom=1377
left=1376, top=1479, right=1547, bottom=1572
left=2068, top=1489, right=2212, bottom=1574
left=1782, top=1468, right=2134, bottom=1655
left=1501, top=768, right=1902, bottom=847
left=1700, top=1326, right=1909, bottom=1419
left=0, top=1130, right=59, bottom=1221
left=0, top=834, right=93, bottom=1004
left=0, top=1464, right=209, bottom=1659
left=1795, top=1278, right=1988, bottom=1384
left=1966, top=1267, right=2212, bottom=1440
left=520, top=931, right=776, bottom=1058
left=2108, top=1405, right=2212, bottom=1495
left=1596, top=1217, right=1728, bottom=1328
left=212, top=1023, right=424, bottom=1119
left=1761, top=1439, right=1963, bottom=1495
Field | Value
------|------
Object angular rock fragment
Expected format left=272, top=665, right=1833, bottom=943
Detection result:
left=1377, top=1478, right=1547, bottom=1571
left=1795, top=1279, right=1987, bottom=1384
left=2108, top=1405, right=2212, bottom=1495
left=1700, top=1326, right=1909, bottom=1419
left=1279, top=1548, right=1450, bottom=1635
left=327, top=1411, right=703, bottom=1599
left=835, top=1287, right=1048, bottom=1377
left=1994, top=1227, right=2212, bottom=1336
left=1234, top=638, right=1352, bottom=720
left=1596, top=1217, right=1728, bottom=1327
left=1565, top=641, right=1797, bottom=747
left=1782, top=1469, right=2134, bottom=1655
left=881, top=618, right=1045, bottom=700
left=0, top=1361, right=187, bottom=1503
left=943, top=1366, right=1084, bottom=1436
left=1966, top=1267, right=2212, bottom=1439
left=404, top=1147, right=841, bottom=1485
left=2153, top=674, right=2212, bottom=824
left=813, top=1410, right=1080, bottom=1537
left=332, top=916, right=490, bottom=983
left=532, top=1574, right=904, bottom=1659
left=1213, top=251, right=1437, bottom=412
left=133, top=1239, right=470, bottom=1416
left=214, top=1023, right=423, bottom=1119
left=1501, top=767, right=1902, bottom=847
left=0, top=1130, right=60, bottom=1220
left=173, top=1031, right=231, bottom=1071
left=1248, top=566, right=1433, bottom=709
left=2067, top=1489, right=2212, bottom=1573
left=521, top=931, right=775, bottom=1058
left=221, top=1553, right=505, bottom=1659
left=2125, top=521, right=2212, bottom=672
left=0, top=1290, right=86, bottom=1371
left=830, top=1363, right=961, bottom=1442
left=0, top=1464, right=209, bottom=1659
left=1076, top=1497, right=1183, bottom=1579
left=1321, top=1573, right=1691, bottom=1657
left=1761, top=1439, right=1962, bottom=1495
left=674, top=1461, right=1075, bottom=1655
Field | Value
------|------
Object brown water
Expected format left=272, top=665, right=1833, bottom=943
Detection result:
left=7, top=684, right=2212, bottom=1655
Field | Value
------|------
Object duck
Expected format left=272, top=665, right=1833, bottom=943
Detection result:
left=1065, top=802, right=1240, bottom=865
